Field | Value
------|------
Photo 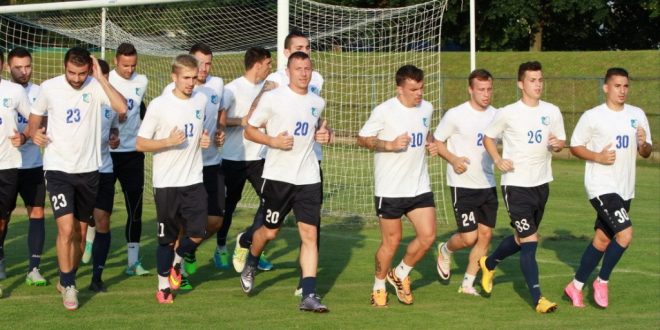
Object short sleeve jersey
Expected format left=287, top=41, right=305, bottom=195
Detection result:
left=109, top=70, right=148, bottom=152
left=163, top=76, right=224, bottom=166
left=571, top=103, right=652, bottom=200
left=267, top=69, right=325, bottom=161
left=99, top=104, right=119, bottom=173
left=220, top=76, right=265, bottom=161
left=0, top=79, right=31, bottom=170
left=434, top=101, right=497, bottom=189
left=138, top=89, right=207, bottom=188
left=31, top=75, right=110, bottom=173
left=248, top=86, right=325, bottom=185
left=358, top=97, right=434, bottom=198
left=484, top=100, right=565, bottom=187
left=18, top=82, right=43, bottom=169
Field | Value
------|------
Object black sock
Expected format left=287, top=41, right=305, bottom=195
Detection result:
left=575, top=243, right=604, bottom=283
left=60, top=269, right=76, bottom=287
left=156, top=244, right=174, bottom=276
left=301, top=277, right=316, bottom=297
left=27, top=218, right=46, bottom=271
left=246, top=251, right=259, bottom=268
left=0, top=223, right=8, bottom=260
left=598, top=240, right=626, bottom=281
left=519, top=242, right=541, bottom=303
left=486, top=235, right=521, bottom=270
left=175, top=237, right=199, bottom=260
left=92, top=232, right=111, bottom=282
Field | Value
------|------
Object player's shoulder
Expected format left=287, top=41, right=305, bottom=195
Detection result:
left=134, top=73, right=149, bottom=86
left=419, top=99, right=433, bottom=114
left=205, top=76, right=224, bottom=89
left=623, top=103, right=645, bottom=115
left=0, top=79, right=25, bottom=95
left=191, top=89, right=210, bottom=104
left=266, top=70, right=285, bottom=84
left=312, top=71, right=324, bottom=82
left=538, top=100, right=561, bottom=113
left=39, top=75, right=65, bottom=90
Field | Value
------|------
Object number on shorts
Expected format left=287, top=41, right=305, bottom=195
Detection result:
left=461, top=211, right=476, bottom=227
left=265, top=209, right=280, bottom=224
left=514, top=218, right=530, bottom=232
left=157, top=223, right=165, bottom=237
left=613, top=208, right=630, bottom=224
left=51, top=193, right=68, bottom=210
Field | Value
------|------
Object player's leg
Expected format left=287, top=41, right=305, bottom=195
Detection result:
left=244, top=160, right=272, bottom=271
left=295, top=162, right=324, bottom=296
left=438, top=187, right=479, bottom=281
left=219, top=160, right=247, bottom=269
left=0, top=169, right=18, bottom=281
left=172, top=184, right=207, bottom=292
left=371, top=196, right=403, bottom=306
left=89, top=172, right=115, bottom=292
left=154, top=187, right=179, bottom=303
left=15, top=167, right=47, bottom=285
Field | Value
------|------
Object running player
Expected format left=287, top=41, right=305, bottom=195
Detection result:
left=564, top=68, right=652, bottom=309
left=357, top=65, right=438, bottom=307
left=107, top=43, right=150, bottom=276
left=239, top=52, right=331, bottom=312
left=28, top=47, right=127, bottom=310
left=0, top=49, right=32, bottom=288
left=478, top=61, right=565, bottom=313
left=433, top=69, right=497, bottom=296
left=6, top=47, right=47, bottom=286
left=136, top=54, right=210, bottom=304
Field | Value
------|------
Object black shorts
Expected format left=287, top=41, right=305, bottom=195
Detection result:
left=590, top=193, right=632, bottom=239
left=44, top=170, right=99, bottom=223
left=203, top=164, right=226, bottom=217
left=0, top=168, right=19, bottom=219
left=502, top=184, right=549, bottom=238
left=95, top=172, right=116, bottom=213
left=260, top=179, right=322, bottom=229
left=154, top=183, right=208, bottom=244
left=374, top=192, right=436, bottom=219
left=450, top=187, right=498, bottom=232
left=110, top=151, right=145, bottom=192
left=16, top=167, right=46, bottom=207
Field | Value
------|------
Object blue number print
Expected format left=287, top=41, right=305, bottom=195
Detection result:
left=66, top=108, right=81, bottom=123
left=127, top=99, right=135, bottom=111
left=0, top=117, right=3, bottom=125
left=184, top=123, right=194, bottom=137
left=17, top=114, right=28, bottom=124
left=476, top=133, right=484, bottom=146
left=294, top=121, right=309, bottom=136
left=527, top=130, right=542, bottom=144
left=615, top=135, right=629, bottom=149
left=410, top=132, right=424, bottom=147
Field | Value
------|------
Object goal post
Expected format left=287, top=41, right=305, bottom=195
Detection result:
left=0, top=0, right=450, bottom=223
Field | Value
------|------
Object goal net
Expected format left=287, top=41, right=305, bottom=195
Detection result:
left=0, top=0, right=450, bottom=223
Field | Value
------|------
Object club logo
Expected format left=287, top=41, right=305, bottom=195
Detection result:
left=2, top=98, right=10, bottom=108
left=311, top=107, right=319, bottom=117
left=195, top=110, right=202, bottom=119
left=211, top=95, right=219, bottom=105
left=82, top=93, right=90, bottom=103
left=135, top=88, right=141, bottom=96
left=104, top=108, right=111, bottom=119
left=310, top=86, right=320, bottom=95
left=541, top=116, right=550, bottom=125
left=423, top=117, right=429, bottom=127
left=630, top=119, right=638, bottom=128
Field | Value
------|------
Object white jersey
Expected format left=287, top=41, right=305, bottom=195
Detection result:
left=31, top=75, right=111, bottom=173
left=99, top=104, right=119, bottom=173
left=248, top=86, right=325, bottom=185
left=484, top=100, right=565, bottom=187
left=138, top=89, right=207, bottom=188
left=267, top=69, right=325, bottom=161
left=0, top=79, right=31, bottom=170
left=434, top=101, right=497, bottom=189
left=359, top=97, right=434, bottom=198
left=571, top=103, right=652, bottom=200
left=164, top=76, right=224, bottom=166
left=109, top=70, right=148, bottom=152
left=17, top=82, right=43, bottom=169
left=220, top=76, right=265, bottom=161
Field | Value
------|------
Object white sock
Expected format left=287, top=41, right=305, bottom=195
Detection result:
left=442, top=243, right=453, bottom=255
left=217, top=245, right=226, bottom=253
left=158, top=275, right=169, bottom=291
left=86, top=226, right=96, bottom=243
left=173, top=253, right=183, bottom=267
left=127, top=243, right=139, bottom=266
left=572, top=278, right=584, bottom=290
left=373, top=276, right=386, bottom=291
left=394, top=260, right=413, bottom=279
left=462, top=273, right=476, bottom=288
left=596, top=277, right=608, bottom=284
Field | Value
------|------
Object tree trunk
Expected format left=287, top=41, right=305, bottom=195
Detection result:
left=531, top=24, right=542, bottom=51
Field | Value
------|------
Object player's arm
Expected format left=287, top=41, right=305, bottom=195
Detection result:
left=244, top=124, right=292, bottom=150
left=570, top=144, right=616, bottom=165
left=136, top=127, right=185, bottom=152
left=215, top=108, right=226, bottom=147
left=26, top=114, right=47, bottom=146
left=434, top=139, right=470, bottom=174
left=636, top=126, right=652, bottom=158
left=483, top=136, right=513, bottom=172
left=357, top=133, right=410, bottom=152
left=91, top=55, right=127, bottom=115
left=547, top=133, right=566, bottom=152
left=245, top=80, right=277, bottom=128
left=315, top=119, right=333, bottom=144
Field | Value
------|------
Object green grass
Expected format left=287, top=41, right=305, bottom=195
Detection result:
left=1, top=159, right=658, bottom=328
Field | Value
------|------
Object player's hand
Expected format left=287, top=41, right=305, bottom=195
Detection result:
left=547, top=133, right=564, bottom=152
left=9, top=129, right=25, bottom=147
left=636, top=126, right=647, bottom=146
left=263, top=80, right=278, bottom=92
left=595, top=143, right=616, bottom=165
left=215, top=129, right=225, bottom=147
left=450, top=156, right=471, bottom=174
left=90, top=55, right=104, bottom=82
left=166, top=127, right=186, bottom=147
left=315, top=119, right=331, bottom=144
left=240, top=116, right=248, bottom=128
left=118, top=112, right=127, bottom=123
left=494, top=158, right=514, bottom=172
left=200, top=129, right=211, bottom=149
left=272, top=131, right=293, bottom=150
left=425, top=140, right=439, bottom=157
left=389, top=132, right=411, bottom=152
left=32, top=127, right=49, bottom=147
left=109, top=128, right=120, bottom=149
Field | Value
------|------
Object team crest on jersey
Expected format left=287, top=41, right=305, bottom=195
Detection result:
left=630, top=119, right=638, bottom=128
left=195, top=110, right=202, bottom=119
left=82, top=93, right=90, bottom=103
left=135, top=88, right=141, bottom=96
left=541, top=116, right=550, bottom=125
left=311, top=107, right=319, bottom=117
left=310, top=86, right=320, bottom=95
left=2, top=98, right=10, bottom=108
left=211, top=95, right=219, bottom=105
left=104, top=109, right=111, bottom=119
left=422, top=117, right=429, bottom=127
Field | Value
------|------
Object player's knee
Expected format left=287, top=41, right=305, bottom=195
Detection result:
left=382, top=231, right=402, bottom=248
left=262, top=227, right=280, bottom=241
left=417, top=233, right=435, bottom=251
left=206, top=217, right=222, bottom=235
left=96, top=219, right=110, bottom=232
left=615, top=228, right=633, bottom=248
left=28, top=207, right=45, bottom=218
left=460, top=232, right=478, bottom=247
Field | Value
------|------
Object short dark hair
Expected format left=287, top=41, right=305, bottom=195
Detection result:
left=244, top=47, right=271, bottom=71
left=517, top=61, right=542, bottom=81
left=189, top=43, right=212, bottom=56
left=8, top=46, right=32, bottom=63
left=605, top=67, right=628, bottom=83
left=395, top=65, right=424, bottom=86
left=284, top=30, right=308, bottom=49
left=116, top=42, right=137, bottom=57
left=468, top=69, right=493, bottom=87
left=287, top=51, right=310, bottom=68
left=64, top=47, right=92, bottom=67
left=98, top=59, right=110, bottom=75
